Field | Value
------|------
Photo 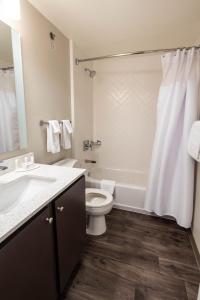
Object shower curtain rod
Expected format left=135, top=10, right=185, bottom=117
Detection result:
left=75, top=45, right=200, bottom=64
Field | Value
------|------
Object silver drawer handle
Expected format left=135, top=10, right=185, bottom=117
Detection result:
left=46, top=217, right=53, bottom=224
left=57, top=206, right=64, bottom=212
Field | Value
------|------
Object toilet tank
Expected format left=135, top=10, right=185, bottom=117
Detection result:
left=53, top=158, right=78, bottom=168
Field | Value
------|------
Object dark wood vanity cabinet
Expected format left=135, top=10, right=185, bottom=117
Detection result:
left=54, top=176, right=86, bottom=292
left=0, top=206, right=57, bottom=300
left=0, top=175, right=86, bottom=300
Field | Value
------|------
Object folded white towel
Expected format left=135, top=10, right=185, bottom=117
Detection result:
left=63, top=120, right=73, bottom=134
left=60, top=120, right=73, bottom=150
left=47, top=120, right=61, bottom=154
left=101, top=179, right=116, bottom=195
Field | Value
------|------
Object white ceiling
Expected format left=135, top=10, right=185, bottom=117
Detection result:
left=29, top=0, right=200, bottom=57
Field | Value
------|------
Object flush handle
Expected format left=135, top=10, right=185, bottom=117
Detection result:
left=57, top=206, right=64, bottom=212
left=46, top=217, right=53, bottom=224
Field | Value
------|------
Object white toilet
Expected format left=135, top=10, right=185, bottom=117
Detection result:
left=86, top=188, right=113, bottom=236
left=53, top=158, right=114, bottom=236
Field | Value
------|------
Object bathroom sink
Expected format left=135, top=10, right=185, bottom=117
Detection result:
left=0, top=175, right=56, bottom=213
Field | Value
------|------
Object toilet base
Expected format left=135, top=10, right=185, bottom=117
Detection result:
left=87, top=215, right=106, bottom=236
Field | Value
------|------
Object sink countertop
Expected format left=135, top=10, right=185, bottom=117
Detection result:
left=0, top=164, right=86, bottom=243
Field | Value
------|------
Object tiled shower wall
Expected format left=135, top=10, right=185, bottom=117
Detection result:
left=92, top=55, right=162, bottom=179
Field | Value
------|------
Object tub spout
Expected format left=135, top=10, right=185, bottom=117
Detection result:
left=85, top=160, right=96, bottom=164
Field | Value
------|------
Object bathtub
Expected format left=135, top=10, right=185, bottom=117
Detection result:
left=53, top=159, right=147, bottom=214
left=85, top=167, right=147, bottom=214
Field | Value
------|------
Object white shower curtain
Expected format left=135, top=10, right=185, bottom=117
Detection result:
left=0, top=70, right=19, bottom=153
left=145, top=48, right=200, bottom=228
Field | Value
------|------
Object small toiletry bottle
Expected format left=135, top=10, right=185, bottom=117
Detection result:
left=15, top=159, right=19, bottom=170
left=30, top=153, right=34, bottom=165
left=24, top=156, right=28, bottom=169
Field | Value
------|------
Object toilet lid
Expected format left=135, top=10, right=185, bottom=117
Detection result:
left=86, top=188, right=113, bottom=208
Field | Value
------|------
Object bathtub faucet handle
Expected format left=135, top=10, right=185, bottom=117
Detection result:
left=95, top=140, right=102, bottom=146
left=90, top=140, right=102, bottom=150
left=83, top=140, right=90, bottom=151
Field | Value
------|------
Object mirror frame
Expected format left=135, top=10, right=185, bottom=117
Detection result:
left=0, top=20, right=27, bottom=153
left=11, top=28, right=27, bottom=150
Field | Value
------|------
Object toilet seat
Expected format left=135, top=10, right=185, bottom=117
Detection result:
left=85, top=188, right=113, bottom=236
left=86, top=188, right=113, bottom=208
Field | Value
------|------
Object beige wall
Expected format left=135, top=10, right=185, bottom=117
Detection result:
left=0, top=0, right=71, bottom=163
left=28, top=0, right=200, bottom=58
left=92, top=55, right=162, bottom=178
left=194, top=166, right=200, bottom=254
left=72, top=43, right=93, bottom=165
left=0, top=21, right=13, bottom=66
left=192, top=36, right=200, bottom=255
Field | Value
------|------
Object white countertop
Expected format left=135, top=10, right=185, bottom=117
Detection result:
left=0, top=164, right=85, bottom=243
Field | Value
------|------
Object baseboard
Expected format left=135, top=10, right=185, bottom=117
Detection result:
left=188, top=230, right=200, bottom=269
left=113, top=203, right=155, bottom=216
left=113, top=204, right=178, bottom=222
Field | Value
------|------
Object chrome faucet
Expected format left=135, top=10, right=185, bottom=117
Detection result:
left=90, top=140, right=102, bottom=149
left=83, top=140, right=102, bottom=151
left=0, top=166, right=8, bottom=171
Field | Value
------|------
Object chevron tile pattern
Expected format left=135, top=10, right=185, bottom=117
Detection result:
left=93, top=56, right=162, bottom=175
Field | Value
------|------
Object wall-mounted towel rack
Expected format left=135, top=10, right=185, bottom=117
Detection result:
left=40, top=120, right=72, bottom=126
left=40, top=120, right=50, bottom=126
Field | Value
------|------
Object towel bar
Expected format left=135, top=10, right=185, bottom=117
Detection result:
left=40, top=120, right=72, bottom=126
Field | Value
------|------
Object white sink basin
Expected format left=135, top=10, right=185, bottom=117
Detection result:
left=0, top=175, right=56, bottom=213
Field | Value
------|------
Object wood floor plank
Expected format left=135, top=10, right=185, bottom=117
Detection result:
left=134, top=286, right=186, bottom=300
left=107, top=209, right=186, bottom=234
left=185, top=282, right=199, bottom=300
left=82, top=252, right=188, bottom=299
left=86, top=236, right=160, bottom=272
left=65, top=209, right=200, bottom=300
left=159, top=257, right=200, bottom=284
left=107, top=211, right=197, bottom=268
left=66, top=263, right=136, bottom=300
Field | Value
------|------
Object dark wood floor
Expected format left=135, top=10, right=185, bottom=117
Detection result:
left=65, top=209, right=200, bottom=300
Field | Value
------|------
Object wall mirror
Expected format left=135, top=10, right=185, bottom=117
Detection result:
left=0, top=19, right=27, bottom=154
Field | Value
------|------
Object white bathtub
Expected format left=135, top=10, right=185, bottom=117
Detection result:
left=53, top=159, right=147, bottom=214
left=85, top=167, right=147, bottom=214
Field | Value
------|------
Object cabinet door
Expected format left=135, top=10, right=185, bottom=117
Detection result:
left=55, top=176, right=86, bottom=292
left=0, top=206, right=57, bottom=300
